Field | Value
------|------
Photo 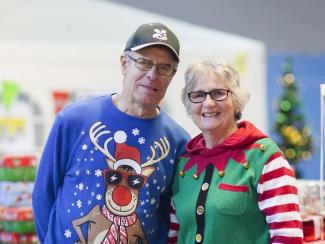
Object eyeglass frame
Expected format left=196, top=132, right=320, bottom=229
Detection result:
left=125, top=53, right=177, bottom=77
left=102, top=169, right=147, bottom=189
left=187, top=88, right=231, bottom=103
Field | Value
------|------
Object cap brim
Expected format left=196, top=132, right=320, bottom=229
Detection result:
left=130, top=43, right=179, bottom=62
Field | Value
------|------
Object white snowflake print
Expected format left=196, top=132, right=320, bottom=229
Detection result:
left=82, top=144, right=88, bottom=150
left=95, top=169, right=102, bottom=177
left=86, top=170, right=91, bottom=175
left=146, top=214, right=150, bottom=218
left=88, top=200, right=92, bottom=205
left=73, top=192, right=77, bottom=196
left=132, top=128, right=140, bottom=136
left=96, top=194, right=102, bottom=201
left=75, top=170, right=80, bottom=176
left=83, top=158, right=87, bottom=162
left=78, top=183, right=84, bottom=191
left=90, top=158, right=94, bottom=162
left=150, top=198, right=156, bottom=205
left=145, top=182, right=150, bottom=188
left=138, top=137, right=145, bottom=144
left=90, top=150, right=94, bottom=154
left=81, top=131, right=85, bottom=135
left=80, top=212, right=84, bottom=216
left=96, top=182, right=100, bottom=188
left=64, top=229, right=72, bottom=238
left=91, top=192, right=95, bottom=196
left=77, top=158, right=81, bottom=162
left=161, top=187, right=166, bottom=193
left=140, top=200, right=145, bottom=206
left=169, top=159, right=174, bottom=164
left=77, top=200, right=82, bottom=208
left=67, top=209, right=71, bottom=213
left=153, top=179, right=157, bottom=184
left=143, top=209, right=147, bottom=213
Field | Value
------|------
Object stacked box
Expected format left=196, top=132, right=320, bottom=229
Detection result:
left=297, top=179, right=325, bottom=242
left=0, top=155, right=38, bottom=244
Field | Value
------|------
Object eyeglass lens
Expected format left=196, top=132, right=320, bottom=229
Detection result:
left=127, top=54, right=175, bottom=77
left=188, top=89, right=229, bottom=103
left=103, top=170, right=146, bottom=189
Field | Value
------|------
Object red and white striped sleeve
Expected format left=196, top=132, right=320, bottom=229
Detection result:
left=257, top=152, right=303, bottom=244
left=168, top=198, right=179, bottom=244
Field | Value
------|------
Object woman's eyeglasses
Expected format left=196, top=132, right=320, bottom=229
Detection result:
left=188, top=89, right=231, bottom=103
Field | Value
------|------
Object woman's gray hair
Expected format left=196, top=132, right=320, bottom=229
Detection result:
left=181, top=59, right=250, bottom=120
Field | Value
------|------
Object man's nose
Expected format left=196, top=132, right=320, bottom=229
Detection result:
left=146, top=65, right=159, bottom=78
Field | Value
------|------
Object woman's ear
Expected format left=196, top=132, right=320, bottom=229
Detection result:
left=120, top=55, right=127, bottom=75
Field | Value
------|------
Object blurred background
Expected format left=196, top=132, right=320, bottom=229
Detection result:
left=0, top=0, right=324, bottom=242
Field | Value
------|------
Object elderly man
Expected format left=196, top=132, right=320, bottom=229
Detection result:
left=32, top=22, right=189, bottom=244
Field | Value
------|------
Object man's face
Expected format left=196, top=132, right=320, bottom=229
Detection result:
left=120, top=46, right=177, bottom=110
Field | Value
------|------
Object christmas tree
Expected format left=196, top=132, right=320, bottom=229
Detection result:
left=273, top=57, right=313, bottom=166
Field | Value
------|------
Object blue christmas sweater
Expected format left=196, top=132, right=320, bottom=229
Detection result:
left=32, top=94, right=190, bottom=244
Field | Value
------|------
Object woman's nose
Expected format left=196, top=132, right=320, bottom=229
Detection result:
left=203, top=94, right=216, bottom=106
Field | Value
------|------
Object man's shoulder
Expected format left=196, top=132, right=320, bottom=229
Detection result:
left=159, top=111, right=190, bottom=139
left=60, top=95, right=108, bottom=116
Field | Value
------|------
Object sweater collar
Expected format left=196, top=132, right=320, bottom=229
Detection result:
left=182, top=121, right=268, bottom=175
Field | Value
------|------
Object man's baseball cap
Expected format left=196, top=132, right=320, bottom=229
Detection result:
left=124, top=22, right=180, bottom=62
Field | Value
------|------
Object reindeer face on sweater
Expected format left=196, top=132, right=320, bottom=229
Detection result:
left=102, top=165, right=155, bottom=216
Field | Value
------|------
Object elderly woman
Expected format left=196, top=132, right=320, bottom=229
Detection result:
left=168, top=60, right=303, bottom=244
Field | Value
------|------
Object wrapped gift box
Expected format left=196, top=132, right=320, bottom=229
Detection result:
left=0, top=156, right=37, bottom=168
left=2, top=207, right=33, bottom=222
left=0, top=181, right=33, bottom=207
left=1, top=207, right=35, bottom=233
left=0, top=231, right=38, bottom=244
left=297, top=180, right=324, bottom=215
left=303, top=215, right=325, bottom=242
left=0, top=156, right=37, bottom=182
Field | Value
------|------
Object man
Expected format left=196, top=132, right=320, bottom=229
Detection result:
left=32, top=22, right=190, bottom=244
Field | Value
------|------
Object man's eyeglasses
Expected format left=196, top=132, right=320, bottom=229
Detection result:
left=126, top=53, right=176, bottom=77
left=188, top=89, right=231, bottom=103
left=102, top=169, right=147, bottom=189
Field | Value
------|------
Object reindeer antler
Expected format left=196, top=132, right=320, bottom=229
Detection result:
left=89, top=121, right=116, bottom=162
left=142, top=137, right=170, bottom=167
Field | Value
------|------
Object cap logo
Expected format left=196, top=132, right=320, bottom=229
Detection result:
left=152, top=28, right=167, bottom=41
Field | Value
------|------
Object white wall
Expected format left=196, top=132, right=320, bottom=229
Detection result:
left=0, top=0, right=267, bottom=150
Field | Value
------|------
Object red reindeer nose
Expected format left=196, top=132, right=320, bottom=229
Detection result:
left=112, top=185, right=132, bottom=206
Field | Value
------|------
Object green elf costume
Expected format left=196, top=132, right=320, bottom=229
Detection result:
left=169, top=121, right=303, bottom=244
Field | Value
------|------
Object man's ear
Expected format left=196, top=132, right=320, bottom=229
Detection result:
left=120, top=55, right=127, bottom=75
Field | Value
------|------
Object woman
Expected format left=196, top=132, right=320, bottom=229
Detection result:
left=168, top=60, right=303, bottom=243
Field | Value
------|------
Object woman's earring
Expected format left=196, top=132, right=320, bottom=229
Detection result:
left=235, top=111, right=242, bottom=120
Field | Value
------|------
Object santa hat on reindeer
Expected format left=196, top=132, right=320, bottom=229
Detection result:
left=113, top=131, right=142, bottom=174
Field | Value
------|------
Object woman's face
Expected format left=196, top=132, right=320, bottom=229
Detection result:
left=187, top=69, right=237, bottom=138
